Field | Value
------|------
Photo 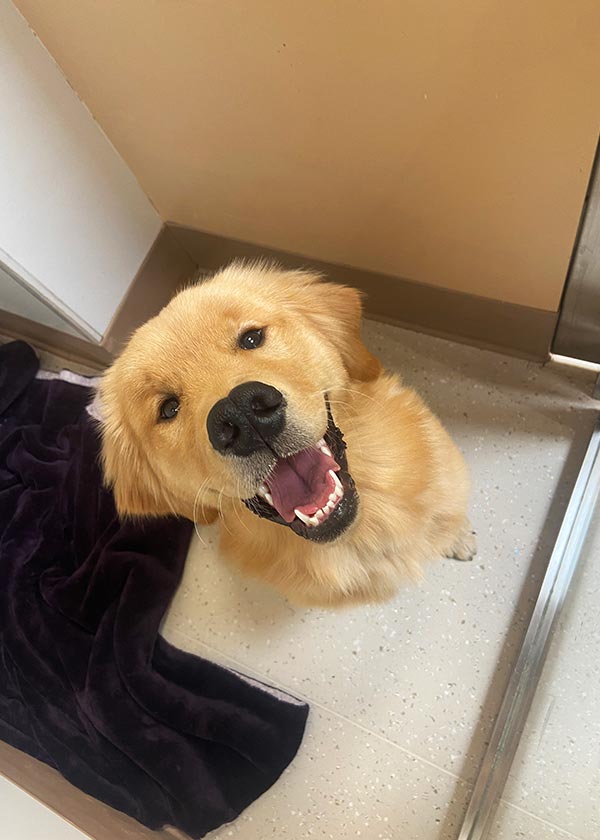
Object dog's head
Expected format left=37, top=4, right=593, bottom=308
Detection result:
left=99, top=262, right=380, bottom=543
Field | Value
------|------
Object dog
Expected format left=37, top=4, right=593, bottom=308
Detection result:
left=98, top=262, right=475, bottom=607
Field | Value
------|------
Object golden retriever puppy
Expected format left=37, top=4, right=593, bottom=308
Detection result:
left=99, top=262, right=475, bottom=607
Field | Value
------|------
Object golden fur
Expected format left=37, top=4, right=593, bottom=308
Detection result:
left=99, top=263, right=474, bottom=607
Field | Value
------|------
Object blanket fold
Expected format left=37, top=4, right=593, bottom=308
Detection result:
left=0, top=341, right=308, bottom=837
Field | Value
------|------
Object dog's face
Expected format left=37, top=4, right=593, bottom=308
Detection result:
left=99, top=263, right=380, bottom=543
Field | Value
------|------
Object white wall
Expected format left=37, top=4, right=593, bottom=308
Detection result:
left=0, top=0, right=161, bottom=340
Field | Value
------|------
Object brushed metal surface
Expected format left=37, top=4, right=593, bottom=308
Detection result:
left=554, top=143, right=600, bottom=363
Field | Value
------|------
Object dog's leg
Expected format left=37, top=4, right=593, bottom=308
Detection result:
left=442, top=517, right=477, bottom=562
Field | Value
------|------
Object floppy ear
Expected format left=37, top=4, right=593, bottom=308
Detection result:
left=301, top=279, right=381, bottom=382
left=97, top=386, right=217, bottom=524
left=100, top=415, right=177, bottom=519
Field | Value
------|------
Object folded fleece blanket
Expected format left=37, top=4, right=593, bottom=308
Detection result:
left=0, top=341, right=308, bottom=837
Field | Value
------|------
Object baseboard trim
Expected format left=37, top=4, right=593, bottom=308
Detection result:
left=0, top=740, right=173, bottom=840
left=9, top=222, right=555, bottom=366
left=102, top=225, right=196, bottom=355
left=0, top=308, right=111, bottom=368
left=0, top=226, right=196, bottom=368
left=168, top=223, right=557, bottom=362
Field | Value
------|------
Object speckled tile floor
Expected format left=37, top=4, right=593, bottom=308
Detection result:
left=489, top=497, right=600, bottom=840
left=159, top=320, right=599, bottom=839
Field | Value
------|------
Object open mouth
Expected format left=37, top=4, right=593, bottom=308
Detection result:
left=243, top=403, right=359, bottom=543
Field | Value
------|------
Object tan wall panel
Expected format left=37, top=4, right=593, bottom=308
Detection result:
left=14, top=0, right=600, bottom=310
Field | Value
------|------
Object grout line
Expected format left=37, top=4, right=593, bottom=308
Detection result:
left=498, top=798, right=585, bottom=840
left=167, top=624, right=470, bottom=787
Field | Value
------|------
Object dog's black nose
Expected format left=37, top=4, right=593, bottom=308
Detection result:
left=206, top=381, right=286, bottom=456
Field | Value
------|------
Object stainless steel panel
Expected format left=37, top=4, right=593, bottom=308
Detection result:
left=553, top=143, right=600, bottom=362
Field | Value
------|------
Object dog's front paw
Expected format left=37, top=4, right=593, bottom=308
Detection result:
left=446, top=526, right=477, bottom=562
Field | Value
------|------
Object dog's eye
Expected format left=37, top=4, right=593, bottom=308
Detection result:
left=238, top=328, right=264, bottom=350
left=159, top=397, right=180, bottom=421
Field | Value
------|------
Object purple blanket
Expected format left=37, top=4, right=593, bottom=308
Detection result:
left=0, top=341, right=308, bottom=837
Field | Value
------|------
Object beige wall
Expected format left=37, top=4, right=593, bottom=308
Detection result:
left=15, top=0, right=600, bottom=311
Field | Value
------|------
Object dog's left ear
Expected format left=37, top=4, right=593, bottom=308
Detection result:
left=303, top=279, right=381, bottom=382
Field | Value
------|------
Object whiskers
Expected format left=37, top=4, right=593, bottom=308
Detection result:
left=304, top=385, right=370, bottom=416
left=192, top=478, right=211, bottom=546
left=192, top=476, right=252, bottom=544
left=232, top=477, right=252, bottom=535
left=215, top=486, right=233, bottom=536
left=334, top=384, right=379, bottom=406
left=304, top=386, right=366, bottom=452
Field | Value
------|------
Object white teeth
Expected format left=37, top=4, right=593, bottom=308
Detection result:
left=295, top=496, right=339, bottom=528
left=294, top=509, right=313, bottom=527
left=329, top=469, right=343, bottom=497
left=294, top=507, right=327, bottom=528
left=317, top=438, right=332, bottom=457
left=258, top=484, right=274, bottom=506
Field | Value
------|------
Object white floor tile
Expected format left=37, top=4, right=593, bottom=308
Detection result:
left=490, top=801, right=584, bottom=840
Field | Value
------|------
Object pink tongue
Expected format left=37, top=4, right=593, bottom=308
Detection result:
left=266, top=447, right=340, bottom=523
